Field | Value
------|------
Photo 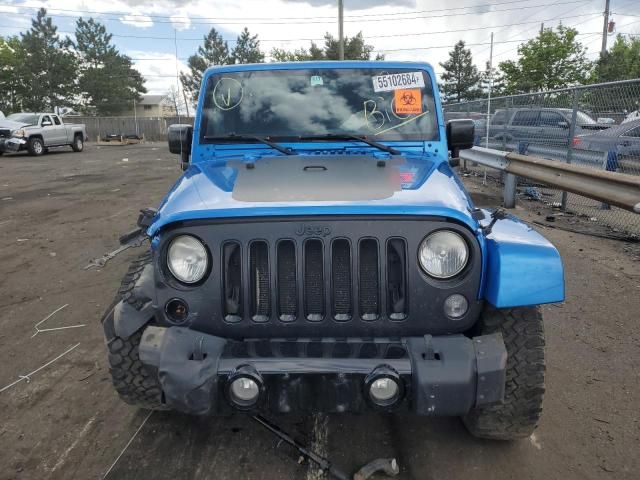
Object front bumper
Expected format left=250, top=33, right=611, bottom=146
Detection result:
left=138, top=326, right=507, bottom=416
left=1, top=138, right=26, bottom=152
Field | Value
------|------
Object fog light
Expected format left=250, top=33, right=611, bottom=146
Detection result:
left=165, top=298, right=189, bottom=323
left=226, top=365, right=264, bottom=409
left=370, top=378, right=399, bottom=402
left=444, top=294, right=468, bottom=319
left=230, top=378, right=259, bottom=404
left=364, top=366, right=404, bottom=408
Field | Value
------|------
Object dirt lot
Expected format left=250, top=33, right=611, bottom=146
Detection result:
left=0, top=144, right=638, bottom=480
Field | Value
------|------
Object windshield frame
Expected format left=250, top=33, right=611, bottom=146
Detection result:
left=198, top=64, right=440, bottom=145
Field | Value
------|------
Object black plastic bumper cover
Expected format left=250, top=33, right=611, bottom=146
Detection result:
left=139, top=326, right=507, bottom=416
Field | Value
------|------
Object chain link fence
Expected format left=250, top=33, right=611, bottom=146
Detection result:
left=444, top=79, right=640, bottom=236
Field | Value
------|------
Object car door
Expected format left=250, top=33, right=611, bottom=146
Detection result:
left=619, top=125, right=640, bottom=156
left=509, top=110, right=540, bottom=143
left=50, top=115, right=67, bottom=144
left=39, top=115, right=56, bottom=146
left=538, top=110, right=569, bottom=146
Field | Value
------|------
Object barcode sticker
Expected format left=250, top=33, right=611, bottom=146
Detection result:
left=372, top=72, right=425, bottom=92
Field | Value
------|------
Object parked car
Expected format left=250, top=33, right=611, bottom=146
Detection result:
left=0, top=112, right=87, bottom=156
left=102, top=61, right=564, bottom=442
left=489, top=107, right=609, bottom=146
left=574, top=118, right=640, bottom=157
left=622, top=110, right=640, bottom=124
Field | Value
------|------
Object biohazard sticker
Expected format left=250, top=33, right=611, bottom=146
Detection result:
left=394, top=89, right=422, bottom=115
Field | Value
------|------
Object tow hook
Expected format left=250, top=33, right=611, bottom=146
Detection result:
left=251, top=414, right=400, bottom=480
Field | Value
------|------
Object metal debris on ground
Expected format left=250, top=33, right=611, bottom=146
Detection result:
left=524, top=186, right=543, bottom=201
left=31, top=304, right=85, bottom=338
left=102, top=410, right=153, bottom=479
left=0, top=343, right=81, bottom=394
left=84, top=236, right=146, bottom=270
left=251, top=414, right=400, bottom=480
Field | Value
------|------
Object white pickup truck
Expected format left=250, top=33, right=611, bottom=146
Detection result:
left=0, top=112, right=87, bottom=156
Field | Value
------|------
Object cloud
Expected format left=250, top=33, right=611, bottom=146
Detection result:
left=282, top=0, right=416, bottom=9
left=128, top=50, right=189, bottom=94
left=120, top=13, right=154, bottom=28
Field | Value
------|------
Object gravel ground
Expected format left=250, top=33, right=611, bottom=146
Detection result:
left=0, top=144, right=638, bottom=480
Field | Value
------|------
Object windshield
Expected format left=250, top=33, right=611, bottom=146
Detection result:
left=7, top=113, right=39, bottom=125
left=201, top=68, right=438, bottom=142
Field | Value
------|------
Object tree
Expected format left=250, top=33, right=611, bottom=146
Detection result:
left=0, top=36, right=25, bottom=113
left=180, top=28, right=232, bottom=102
left=74, top=17, right=146, bottom=115
left=439, top=41, right=482, bottom=103
left=593, top=34, right=640, bottom=83
left=231, top=27, right=265, bottom=64
left=19, top=8, right=78, bottom=111
left=499, top=26, right=592, bottom=94
left=269, top=32, right=382, bottom=61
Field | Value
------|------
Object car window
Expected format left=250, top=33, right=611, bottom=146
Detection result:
left=539, top=111, right=565, bottom=127
left=512, top=110, right=539, bottom=127
left=622, top=126, right=640, bottom=138
left=52, top=115, right=61, bottom=125
left=41, top=115, right=52, bottom=126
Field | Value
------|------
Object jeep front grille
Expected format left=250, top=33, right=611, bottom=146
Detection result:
left=222, top=236, right=407, bottom=324
left=161, top=219, right=483, bottom=338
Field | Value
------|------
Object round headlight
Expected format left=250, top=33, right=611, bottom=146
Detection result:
left=167, top=235, right=208, bottom=284
left=418, top=230, right=469, bottom=278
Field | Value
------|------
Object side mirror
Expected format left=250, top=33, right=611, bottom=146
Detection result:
left=41, top=121, right=52, bottom=127
left=168, top=124, right=193, bottom=171
left=558, top=121, right=569, bottom=129
left=446, top=119, right=475, bottom=160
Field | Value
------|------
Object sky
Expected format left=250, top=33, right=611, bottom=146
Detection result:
left=0, top=0, right=639, bottom=95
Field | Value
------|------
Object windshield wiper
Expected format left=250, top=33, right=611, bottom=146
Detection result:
left=298, top=133, right=401, bottom=155
left=203, top=134, right=294, bottom=155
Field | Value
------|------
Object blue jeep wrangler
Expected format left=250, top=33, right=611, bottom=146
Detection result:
left=102, top=61, right=564, bottom=440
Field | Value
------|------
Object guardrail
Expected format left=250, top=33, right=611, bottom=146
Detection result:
left=459, top=146, right=640, bottom=214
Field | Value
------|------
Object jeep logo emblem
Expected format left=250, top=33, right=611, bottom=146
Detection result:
left=295, top=224, right=331, bottom=237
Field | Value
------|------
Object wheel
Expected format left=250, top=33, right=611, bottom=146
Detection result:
left=101, top=252, right=167, bottom=410
left=462, top=305, right=545, bottom=440
left=71, top=134, right=84, bottom=152
left=27, top=137, right=45, bottom=156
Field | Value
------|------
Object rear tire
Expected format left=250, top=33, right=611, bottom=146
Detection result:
left=463, top=305, right=545, bottom=440
left=102, top=252, right=167, bottom=410
left=71, top=134, right=84, bottom=152
left=27, top=137, right=44, bottom=156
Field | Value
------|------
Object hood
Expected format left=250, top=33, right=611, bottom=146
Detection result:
left=148, top=152, right=479, bottom=236
left=0, top=119, right=29, bottom=130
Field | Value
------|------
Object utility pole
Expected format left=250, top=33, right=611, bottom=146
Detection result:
left=601, top=0, right=611, bottom=56
left=484, top=32, right=494, bottom=187
left=540, top=23, right=544, bottom=34
left=338, top=0, right=344, bottom=60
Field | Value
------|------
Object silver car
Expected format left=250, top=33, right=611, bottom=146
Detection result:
left=489, top=108, right=609, bottom=146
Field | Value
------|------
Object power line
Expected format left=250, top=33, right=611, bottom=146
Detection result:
left=0, top=0, right=596, bottom=22
left=0, top=12, right=605, bottom=43
left=0, top=0, right=598, bottom=25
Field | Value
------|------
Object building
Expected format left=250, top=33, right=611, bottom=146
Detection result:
left=125, top=95, right=177, bottom=118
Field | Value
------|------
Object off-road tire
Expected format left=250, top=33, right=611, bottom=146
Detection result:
left=102, top=252, right=167, bottom=410
left=27, top=137, right=44, bottom=156
left=463, top=305, right=545, bottom=440
left=71, top=134, right=84, bottom=152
